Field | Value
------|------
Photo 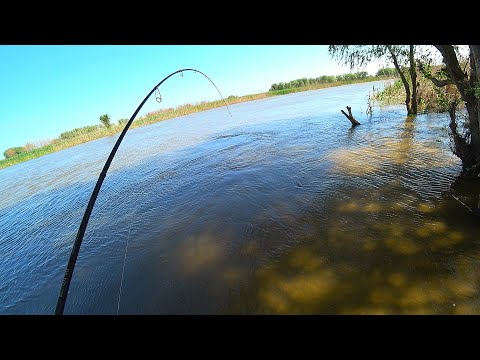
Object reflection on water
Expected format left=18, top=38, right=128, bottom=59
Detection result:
left=1, top=80, right=479, bottom=314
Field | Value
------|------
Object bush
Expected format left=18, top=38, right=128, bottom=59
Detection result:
left=3, top=146, right=26, bottom=158
left=99, top=114, right=112, bottom=128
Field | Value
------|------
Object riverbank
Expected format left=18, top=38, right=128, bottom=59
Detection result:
left=0, top=76, right=390, bottom=170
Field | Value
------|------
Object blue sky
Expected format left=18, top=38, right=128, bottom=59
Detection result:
left=0, top=45, right=383, bottom=155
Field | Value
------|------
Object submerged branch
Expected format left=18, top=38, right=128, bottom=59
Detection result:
left=341, top=106, right=361, bottom=127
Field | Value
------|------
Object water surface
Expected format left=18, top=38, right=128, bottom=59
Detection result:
left=1, top=80, right=479, bottom=314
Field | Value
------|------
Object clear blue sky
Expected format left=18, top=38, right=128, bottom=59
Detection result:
left=0, top=45, right=382, bottom=155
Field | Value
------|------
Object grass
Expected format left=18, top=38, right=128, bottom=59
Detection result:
left=0, top=76, right=389, bottom=170
left=374, top=71, right=461, bottom=113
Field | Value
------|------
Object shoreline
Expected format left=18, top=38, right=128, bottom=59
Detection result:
left=0, top=77, right=391, bottom=170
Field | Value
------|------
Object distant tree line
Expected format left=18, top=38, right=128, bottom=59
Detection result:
left=375, top=67, right=398, bottom=77
left=269, top=70, right=393, bottom=91
left=269, top=72, right=369, bottom=91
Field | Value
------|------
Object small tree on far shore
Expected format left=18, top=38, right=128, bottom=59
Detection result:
left=99, top=114, right=111, bottom=128
left=3, top=146, right=26, bottom=158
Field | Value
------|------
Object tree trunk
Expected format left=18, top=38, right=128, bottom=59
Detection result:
left=387, top=45, right=413, bottom=115
left=341, top=106, right=361, bottom=127
left=409, top=45, right=418, bottom=114
left=469, top=45, right=480, bottom=167
left=435, top=45, right=480, bottom=172
left=448, top=101, right=473, bottom=165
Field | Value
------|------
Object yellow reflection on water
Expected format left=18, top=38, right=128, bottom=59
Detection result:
left=182, top=117, right=480, bottom=315
left=327, top=147, right=380, bottom=176
left=254, top=261, right=338, bottom=313
left=289, top=247, right=326, bottom=271
left=417, top=203, right=436, bottom=213
left=327, top=119, right=454, bottom=178
left=240, top=240, right=259, bottom=257
left=388, top=273, right=406, bottom=288
left=176, top=232, right=225, bottom=275
left=385, top=237, right=420, bottom=255
left=222, top=267, right=247, bottom=283
left=221, top=183, right=479, bottom=314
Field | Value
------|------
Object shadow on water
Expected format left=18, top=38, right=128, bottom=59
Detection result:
left=221, top=181, right=480, bottom=314
left=219, top=117, right=480, bottom=314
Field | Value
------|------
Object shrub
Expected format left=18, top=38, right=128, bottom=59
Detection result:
left=99, top=114, right=112, bottom=128
left=3, top=146, right=26, bottom=158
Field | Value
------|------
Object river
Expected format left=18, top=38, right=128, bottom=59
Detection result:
left=1, top=80, right=479, bottom=314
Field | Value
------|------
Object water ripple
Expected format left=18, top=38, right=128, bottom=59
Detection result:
left=2, top=81, right=477, bottom=314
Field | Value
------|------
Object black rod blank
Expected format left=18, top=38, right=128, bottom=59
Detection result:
left=55, top=69, right=230, bottom=314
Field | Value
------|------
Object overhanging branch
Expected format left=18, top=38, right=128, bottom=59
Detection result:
left=417, top=61, right=454, bottom=87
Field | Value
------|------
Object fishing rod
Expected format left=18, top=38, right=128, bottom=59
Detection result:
left=55, top=68, right=231, bottom=315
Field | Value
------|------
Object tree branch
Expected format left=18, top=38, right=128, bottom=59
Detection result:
left=434, top=45, right=473, bottom=103
left=341, top=106, right=361, bottom=126
left=417, top=62, right=454, bottom=87
left=470, top=45, right=480, bottom=83
left=409, top=45, right=418, bottom=114
left=429, top=77, right=454, bottom=87
left=387, top=45, right=412, bottom=114
left=418, top=61, right=455, bottom=87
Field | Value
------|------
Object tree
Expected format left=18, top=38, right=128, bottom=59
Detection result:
left=376, top=67, right=397, bottom=77
left=99, top=114, right=112, bottom=128
left=420, top=45, right=480, bottom=175
left=3, top=146, right=26, bottom=158
left=329, top=45, right=419, bottom=115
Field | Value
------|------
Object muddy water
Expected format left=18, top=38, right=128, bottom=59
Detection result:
left=1, top=80, right=479, bottom=314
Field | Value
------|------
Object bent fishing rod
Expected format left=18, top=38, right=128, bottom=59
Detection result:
left=55, top=68, right=231, bottom=315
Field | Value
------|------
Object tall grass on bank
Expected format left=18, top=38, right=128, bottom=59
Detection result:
left=374, top=75, right=461, bottom=113
left=0, top=76, right=388, bottom=170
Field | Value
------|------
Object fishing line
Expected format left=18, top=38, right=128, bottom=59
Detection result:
left=155, top=87, right=162, bottom=103
left=55, top=69, right=232, bottom=315
left=449, top=182, right=480, bottom=216
left=116, top=232, right=129, bottom=315
left=116, top=203, right=140, bottom=315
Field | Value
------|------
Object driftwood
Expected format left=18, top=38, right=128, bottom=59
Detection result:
left=341, top=106, right=361, bottom=127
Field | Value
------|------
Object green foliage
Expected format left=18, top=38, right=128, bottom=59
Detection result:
left=118, top=118, right=128, bottom=126
left=473, top=83, right=480, bottom=98
left=1, top=144, right=56, bottom=167
left=376, top=67, right=398, bottom=77
left=269, top=71, right=370, bottom=91
left=99, top=114, right=112, bottom=128
left=59, top=125, right=100, bottom=140
left=329, top=45, right=413, bottom=77
left=329, top=45, right=391, bottom=69
left=428, top=90, right=458, bottom=113
left=374, top=80, right=406, bottom=106
left=3, top=146, right=26, bottom=158
left=375, top=75, right=461, bottom=113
